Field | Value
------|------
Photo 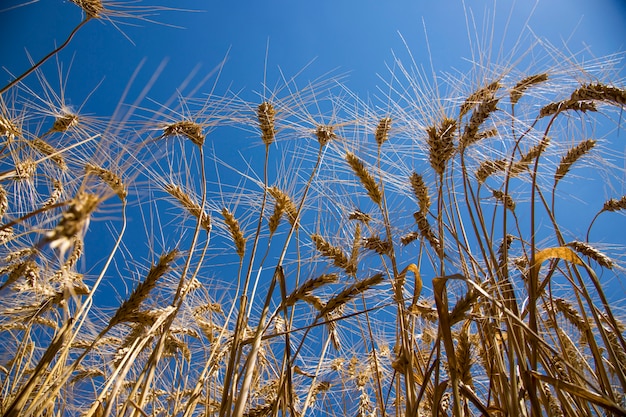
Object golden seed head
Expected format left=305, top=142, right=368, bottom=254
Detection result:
left=85, top=163, right=127, bottom=200
left=345, top=152, right=382, bottom=205
left=257, top=101, right=276, bottom=146
left=46, top=192, right=99, bottom=253
left=164, top=183, right=211, bottom=232
left=163, top=121, right=205, bottom=147
left=316, top=125, right=336, bottom=146
left=221, top=207, right=246, bottom=259
left=427, top=118, right=456, bottom=176
left=0, top=116, right=20, bottom=137
left=375, top=117, right=392, bottom=146
left=14, top=159, right=37, bottom=181
left=71, top=0, right=104, bottom=18
left=31, top=138, right=67, bottom=170
left=510, top=73, right=549, bottom=104
left=554, top=139, right=596, bottom=183
left=52, top=113, right=79, bottom=132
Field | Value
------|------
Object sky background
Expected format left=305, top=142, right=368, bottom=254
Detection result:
left=1, top=0, right=626, bottom=303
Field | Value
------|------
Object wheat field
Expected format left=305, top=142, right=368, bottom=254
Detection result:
left=1, top=1, right=626, bottom=416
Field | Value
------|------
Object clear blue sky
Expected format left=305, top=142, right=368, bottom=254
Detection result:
left=1, top=0, right=625, bottom=301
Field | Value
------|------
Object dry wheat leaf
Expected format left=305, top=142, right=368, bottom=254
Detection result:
left=534, top=247, right=583, bottom=268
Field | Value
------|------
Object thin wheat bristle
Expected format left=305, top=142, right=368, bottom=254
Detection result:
left=257, top=101, right=276, bottom=146
left=316, top=125, right=336, bottom=147
left=602, top=195, right=626, bottom=213
left=571, top=83, right=626, bottom=106
left=311, top=233, right=352, bottom=272
left=539, top=99, right=598, bottom=118
left=566, top=240, right=614, bottom=269
left=109, top=249, right=178, bottom=327
left=459, top=81, right=501, bottom=118
left=409, top=172, right=431, bottom=213
left=375, top=117, right=392, bottom=146
left=427, top=118, right=456, bottom=176
left=510, top=73, right=549, bottom=104
left=345, top=151, right=382, bottom=205
left=492, top=190, right=515, bottom=211
left=268, top=186, right=298, bottom=227
left=85, top=163, right=127, bottom=200
left=221, top=207, right=246, bottom=258
left=164, top=183, right=211, bottom=232
left=554, top=139, right=596, bottom=183
left=46, top=191, right=99, bottom=253
left=51, top=113, right=79, bottom=132
left=162, top=120, right=205, bottom=147
left=320, top=272, right=384, bottom=316
left=31, top=138, right=67, bottom=170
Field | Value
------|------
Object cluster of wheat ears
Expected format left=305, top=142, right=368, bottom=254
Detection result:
left=1, top=1, right=626, bottom=416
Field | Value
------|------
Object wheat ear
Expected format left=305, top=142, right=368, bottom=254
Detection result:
left=222, top=207, right=246, bottom=259
left=554, top=139, right=596, bottom=184
left=164, top=183, right=211, bottom=232
left=345, top=152, right=382, bottom=205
